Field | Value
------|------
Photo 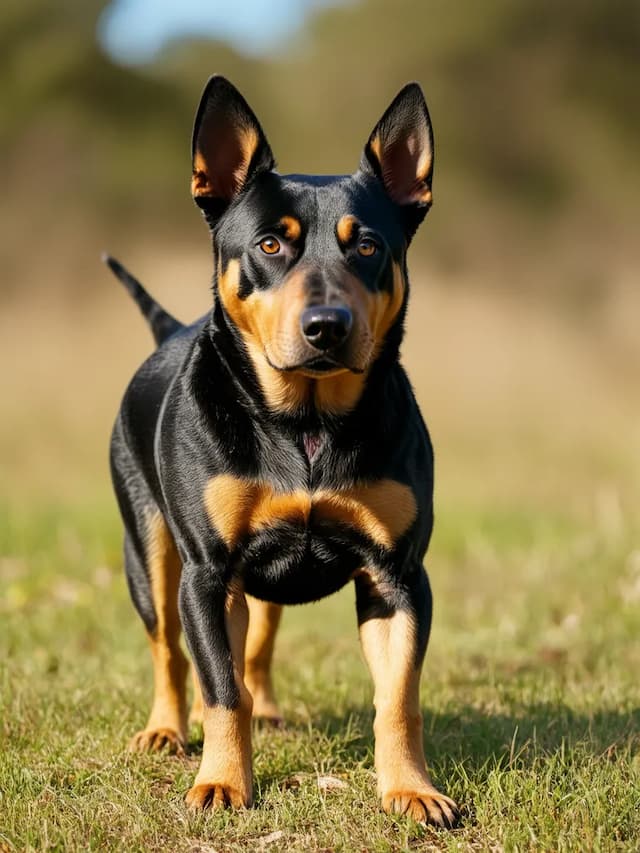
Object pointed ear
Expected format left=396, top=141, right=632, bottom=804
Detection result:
left=191, top=75, right=275, bottom=219
left=361, top=83, right=434, bottom=235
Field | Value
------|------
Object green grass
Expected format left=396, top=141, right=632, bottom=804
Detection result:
left=1, top=495, right=639, bottom=852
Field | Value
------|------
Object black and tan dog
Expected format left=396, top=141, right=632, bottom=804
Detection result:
left=107, top=75, right=459, bottom=828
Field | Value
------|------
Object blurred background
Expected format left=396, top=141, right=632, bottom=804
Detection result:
left=2, top=10, right=638, bottom=847
left=1, top=0, right=638, bottom=526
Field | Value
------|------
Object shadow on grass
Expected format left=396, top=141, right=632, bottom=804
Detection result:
left=319, top=702, right=639, bottom=766
left=187, top=701, right=639, bottom=786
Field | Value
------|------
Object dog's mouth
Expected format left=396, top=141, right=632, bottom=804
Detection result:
left=293, top=356, right=347, bottom=376
left=266, top=353, right=363, bottom=377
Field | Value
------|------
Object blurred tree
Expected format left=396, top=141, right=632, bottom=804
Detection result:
left=1, top=0, right=638, bottom=301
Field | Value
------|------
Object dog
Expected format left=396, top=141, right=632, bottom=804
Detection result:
left=107, top=75, right=460, bottom=828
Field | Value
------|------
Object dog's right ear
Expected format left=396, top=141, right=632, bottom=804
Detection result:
left=360, top=83, right=434, bottom=241
left=191, top=75, right=275, bottom=224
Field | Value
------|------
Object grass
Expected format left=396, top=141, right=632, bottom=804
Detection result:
left=1, top=489, right=638, bottom=852
left=1, top=278, right=639, bottom=850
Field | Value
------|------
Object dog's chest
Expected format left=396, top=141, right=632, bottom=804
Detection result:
left=202, top=473, right=416, bottom=602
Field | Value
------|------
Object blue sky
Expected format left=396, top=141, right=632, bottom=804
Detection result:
left=99, top=0, right=344, bottom=64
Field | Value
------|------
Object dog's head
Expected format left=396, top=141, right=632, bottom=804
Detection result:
left=192, top=76, right=434, bottom=415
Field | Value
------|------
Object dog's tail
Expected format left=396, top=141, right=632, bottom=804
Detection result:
left=102, top=254, right=184, bottom=346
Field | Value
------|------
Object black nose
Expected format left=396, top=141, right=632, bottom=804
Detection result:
left=300, top=306, right=353, bottom=351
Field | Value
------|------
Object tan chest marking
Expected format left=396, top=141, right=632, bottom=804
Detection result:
left=313, top=481, right=417, bottom=548
left=203, top=474, right=417, bottom=550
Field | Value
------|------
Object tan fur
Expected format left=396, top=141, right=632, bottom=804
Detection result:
left=204, top=475, right=416, bottom=550
left=349, top=261, right=405, bottom=359
left=248, top=488, right=311, bottom=534
left=200, top=474, right=256, bottom=549
left=218, top=259, right=309, bottom=364
left=245, top=595, right=283, bottom=721
left=336, top=214, right=358, bottom=245
left=369, top=133, right=432, bottom=205
left=315, top=480, right=416, bottom=548
left=186, top=584, right=254, bottom=809
left=191, top=157, right=210, bottom=196
left=279, top=215, right=302, bottom=242
left=217, top=258, right=406, bottom=415
left=309, top=370, right=369, bottom=414
left=129, top=510, right=188, bottom=754
left=382, top=261, right=407, bottom=340
left=370, top=131, right=433, bottom=182
left=191, top=125, right=260, bottom=199
left=358, top=600, right=458, bottom=824
left=369, top=136, right=383, bottom=170
left=218, top=259, right=367, bottom=414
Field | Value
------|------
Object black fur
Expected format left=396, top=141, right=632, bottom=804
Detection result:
left=103, top=254, right=183, bottom=345
left=110, top=77, right=436, bottom=713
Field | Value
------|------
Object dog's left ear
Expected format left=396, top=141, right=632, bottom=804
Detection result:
left=191, top=75, right=275, bottom=223
left=361, top=83, right=434, bottom=239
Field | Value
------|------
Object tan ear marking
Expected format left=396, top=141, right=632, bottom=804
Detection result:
left=191, top=164, right=211, bottom=197
left=415, top=146, right=433, bottom=185
left=366, top=87, right=434, bottom=207
left=192, top=124, right=260, bottom=200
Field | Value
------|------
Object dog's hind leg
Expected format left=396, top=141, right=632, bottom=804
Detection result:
left=126, top=510, right=188, bottom=754
left=245, top=596, right=283, bottom=725
left=189, top=660, right=204, bottom=727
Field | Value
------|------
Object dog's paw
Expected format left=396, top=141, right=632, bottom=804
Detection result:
left=252, top=709, right=284, bottom=729
left=382, top=789, right=460, bottom=828
left=248, top=684, right=282, bottom=727
left=185, top=782, right=250, bottom=810
left=128, top=727, right=185, bottom=756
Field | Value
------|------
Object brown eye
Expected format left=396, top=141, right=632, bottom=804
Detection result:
left=357, top=238, right=377, bottom=257
left=259, top=236, right=281, bottom=255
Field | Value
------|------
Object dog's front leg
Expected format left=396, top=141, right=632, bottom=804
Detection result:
left=179, top=566, right=253, bottom=810
left=355, top=566, right=460, bottom=827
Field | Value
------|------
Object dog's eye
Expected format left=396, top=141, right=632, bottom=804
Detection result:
left=357, top=238, right=377, bottom=257
left=259, top=236, right=281, bottom=255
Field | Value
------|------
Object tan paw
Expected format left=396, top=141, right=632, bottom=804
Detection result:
left=249, top=686, right=282, bottom=726
left=185, top=782, right=251, bottom=810
left=382, top=789, right=460, bottom=828
left=128, top=727, right=185, bottom=756
left=252, top=709, right=284, bottom=729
